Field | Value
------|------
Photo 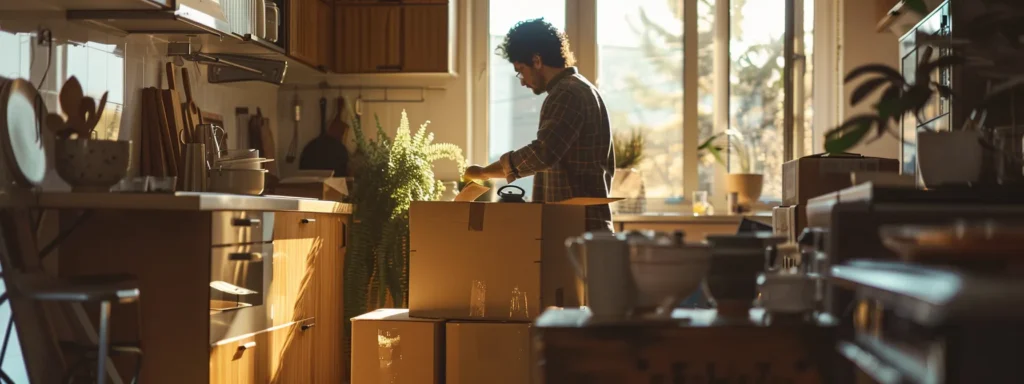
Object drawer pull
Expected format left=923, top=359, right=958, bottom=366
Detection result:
left=232, top=218, right=261, bottom=227
left=229, top=252, right=262, bottom=262
left=301, top=218, right=316, bottom=224
left=240, top=341, right=256, bottom=351
left=301, top=322, right=316, bottom=331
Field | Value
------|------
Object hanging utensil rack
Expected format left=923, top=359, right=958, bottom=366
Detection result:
left=290, top=82, right=444, bottom=104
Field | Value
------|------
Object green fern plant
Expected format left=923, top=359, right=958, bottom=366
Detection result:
left=344, top=110, right=466, bottom=333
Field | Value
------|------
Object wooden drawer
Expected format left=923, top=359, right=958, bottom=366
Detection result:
left=212, top=211, right=275, bottom=246
left=257, top=318, right=316, bottom=383
left=210, top=335, right=260, bottom=383
left=274, top=211, right=321, bottom=240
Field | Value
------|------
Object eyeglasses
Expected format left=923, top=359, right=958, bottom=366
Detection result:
left=515, top=71, right=524, bottom=80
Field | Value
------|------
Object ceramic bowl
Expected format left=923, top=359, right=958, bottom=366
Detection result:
left=54, top=139, right=131, bottom=192
left=209, top=168, right=266, bottom=195
left=629, top=244, right=711, bottom=308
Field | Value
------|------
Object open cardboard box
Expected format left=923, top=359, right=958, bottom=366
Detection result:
left=409, top=197, right=619, bottom=321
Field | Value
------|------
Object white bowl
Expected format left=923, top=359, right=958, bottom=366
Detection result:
left=54, top=139, right=132, bottom=192
left=208, top=168, right=266, bottom=195
left=630, top=245, right=711, bottom=308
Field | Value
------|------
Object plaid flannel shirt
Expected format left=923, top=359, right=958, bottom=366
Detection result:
left=500, top=67, right=616, bottom=232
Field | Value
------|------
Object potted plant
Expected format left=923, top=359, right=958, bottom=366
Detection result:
left=699, top=130, right=764, bottom=206
left=824, top=0, right=1024, bottom=187
left=344, top=110, right=465, bottom=328
left=611, top=128, right=647, bottom=214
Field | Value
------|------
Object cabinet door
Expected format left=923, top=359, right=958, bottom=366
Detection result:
left=288, top=0, right=321, bottom=67
left=257, top=319, right=315, bottom=384
left=210, top=336, right=259, bottom=384
left=270, top=213, right=319, bottom=326
left=334, top=5, right=402, bottom=73
left=402, top=4, right=451, bottom=72
left=313, top=214, right=347, bottom=383
left=316, top=0, right=335, bottom=70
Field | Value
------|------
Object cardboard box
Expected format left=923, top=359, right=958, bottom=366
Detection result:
left=350, top=309, right=444, bottom=384
left=782, top=153, right=899, bottom=206
left=772, top=205, right=805, bottom=243
left=272, top=176, right=350, bottom=201
left=446, top=322, right=532, bottom=384
left=409, top=198, right=616, bottom=321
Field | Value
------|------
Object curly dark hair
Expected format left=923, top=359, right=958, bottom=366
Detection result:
left=495, top=18, right=576, bottom=68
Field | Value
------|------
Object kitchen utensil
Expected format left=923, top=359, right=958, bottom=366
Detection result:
left=298, top=96, right=349, bottom=176
left=0, top=78, right=48, bottom=187
left=196, top=123, right=226, bottom=167
left=497, top=185, right=526, bottom=203
left=59, top=76, right=84, bottom=133
left=565, top=231, right=639, bottom=321
left=216, top=157, right=274, bottom=170
left=209, top=168, right=266, bottom=195
left=53, top=139, right=131, bottom=192
left=181, top=67, right=202, bottom=142
left=327, top=96, right=349, bottom=142
left=77, top=91, right=107, bottom=137
left=221, top=148, right=260, bottom=160
left=286, top=94, right=300, bottom=163
left=628, top=231, right=711, bottom=316
left=144, top=88, right=169, bottom=177
left=46, top=113, right=72, bottom=139
left=162, top=62, right=185, bottom=169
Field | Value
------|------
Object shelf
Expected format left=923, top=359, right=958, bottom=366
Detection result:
left=67, top=9, right=229, bottom=36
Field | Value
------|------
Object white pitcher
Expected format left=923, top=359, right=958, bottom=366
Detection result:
left=565, top=231, right=641, bottom=321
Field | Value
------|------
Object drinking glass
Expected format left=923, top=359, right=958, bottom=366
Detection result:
left=692, top=191, right=714, bottom=216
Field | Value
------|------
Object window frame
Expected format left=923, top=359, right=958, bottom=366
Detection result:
left=472, top=0, right=833, bottom=212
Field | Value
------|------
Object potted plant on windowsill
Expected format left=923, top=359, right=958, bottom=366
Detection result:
left=611, top=127, right=647, bottom=214
left=700, top=129, right=764, bottom=207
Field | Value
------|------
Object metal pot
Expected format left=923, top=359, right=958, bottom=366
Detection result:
left=628, top=230, right=711, bottom=315
left=704, top=232, right=785, bottom=315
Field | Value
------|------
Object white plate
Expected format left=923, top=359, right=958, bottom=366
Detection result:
left=0, top=79, right=47, bottom=187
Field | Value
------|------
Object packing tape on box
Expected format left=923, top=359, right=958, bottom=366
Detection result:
left=510, top=286, right=529, bottom=319
left=377, top=328, right=402, bottom=382
left=468, top=203, right=486, bottom=231
left=470, top=280, right=487, bottom=317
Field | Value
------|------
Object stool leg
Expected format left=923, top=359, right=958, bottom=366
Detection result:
left=97, top=300, right=111, bottom=384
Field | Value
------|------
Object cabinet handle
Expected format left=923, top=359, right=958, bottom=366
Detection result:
left=376, top=65, right=403, bottom=72
left=229, top=252, right=262, bottom=262
left=301, top=218, right=316, bottom=224
left=341, top=222, right=347, bottom=248
left=239, top=341, right=256, bottom=351
left=301, top=322, right=316, bottom=331
left=232, top=218, right=261, bottom=227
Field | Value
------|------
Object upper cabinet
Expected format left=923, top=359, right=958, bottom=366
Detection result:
left=288, top=0, right=335, bottom=71
left=333, top=1, right=455, bottom=74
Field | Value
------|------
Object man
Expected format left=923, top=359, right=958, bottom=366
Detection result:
left=463, top=18, right=616, bottom=232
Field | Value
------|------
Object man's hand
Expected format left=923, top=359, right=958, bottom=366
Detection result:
left=463, top=165, right=487, bottom=181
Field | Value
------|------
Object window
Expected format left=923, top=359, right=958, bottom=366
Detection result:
left=479, top=0, right=816, bottom=211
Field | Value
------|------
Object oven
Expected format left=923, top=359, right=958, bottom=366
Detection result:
left=209, top=242, right=273, bottom=344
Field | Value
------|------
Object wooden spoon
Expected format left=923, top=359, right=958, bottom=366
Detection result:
left=59, top=77, right=84, bottom=133
left=46, top=113, right=72, bottom=139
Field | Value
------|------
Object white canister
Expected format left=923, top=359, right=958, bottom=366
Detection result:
left=265, top=2, right=280, bottom=43
left=255, top=0, right=266, bottom=39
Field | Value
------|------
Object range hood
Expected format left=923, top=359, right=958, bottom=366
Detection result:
left=67, top=0, right=233, bottom=37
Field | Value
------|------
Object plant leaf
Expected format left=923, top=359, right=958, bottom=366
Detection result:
left=918, top=55, right=966, bottom=79
left=825, top=115, right=876, bottom=153
left=851, top=77, right=892, bottom=106
left=844, top=64, right=905, bottom=86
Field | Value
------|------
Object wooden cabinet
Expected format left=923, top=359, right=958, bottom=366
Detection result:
left=257, top=319, right=316, bottom=383
left=333, top=1, right=454, bottom=74
left=273, top=212, right=347, bottom=384
left=289, top=0, right=334, bottom=70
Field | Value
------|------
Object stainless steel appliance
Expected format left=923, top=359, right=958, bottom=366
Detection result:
left=209, top=213, right=275, bottom=343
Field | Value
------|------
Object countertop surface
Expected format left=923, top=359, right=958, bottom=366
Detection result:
left=613, top=212, right=772, bottom=223
left=32, top=192, right=353, bottom=214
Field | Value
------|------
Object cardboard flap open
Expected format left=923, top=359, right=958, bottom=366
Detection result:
left=552, top=197, right=623, bottom=206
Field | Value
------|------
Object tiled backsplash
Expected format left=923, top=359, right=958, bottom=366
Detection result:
left=0, top=18, right=279, bottom=191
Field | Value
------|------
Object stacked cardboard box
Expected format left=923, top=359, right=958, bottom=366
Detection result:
left=779, top=154, right=899, bottom=241
left=351, top=198, right=612, bottom=383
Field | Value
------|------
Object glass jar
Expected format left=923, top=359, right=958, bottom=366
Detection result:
left=265, top=2, right=280, bottom=43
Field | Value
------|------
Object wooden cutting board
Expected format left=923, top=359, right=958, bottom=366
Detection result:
left=161, top=62, right=184, bottom=171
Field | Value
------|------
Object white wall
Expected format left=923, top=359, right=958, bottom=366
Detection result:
left=837, top=0, right=902, bottom=159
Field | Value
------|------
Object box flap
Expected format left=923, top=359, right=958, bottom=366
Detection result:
left=551, top=197, right=623, bottom=206
left=351, top=308, right=443, bottom=322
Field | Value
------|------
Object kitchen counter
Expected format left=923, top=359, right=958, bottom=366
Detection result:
left=613, top=212, right=772, bottom=224
left=34, top=192, right=352, bottom=214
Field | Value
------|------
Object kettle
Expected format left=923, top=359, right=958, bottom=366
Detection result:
left=497, top=185, right=527, bottom=203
